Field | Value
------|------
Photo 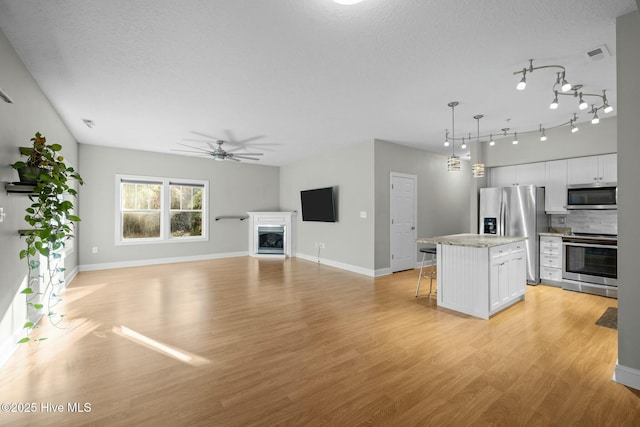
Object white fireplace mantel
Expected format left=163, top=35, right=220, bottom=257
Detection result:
left=247, top=212, right=296, bottom=258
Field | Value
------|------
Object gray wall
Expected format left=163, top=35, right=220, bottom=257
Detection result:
left=279, top=140, right=376, bottom=272
left=374, top=140, right=471, bottom=270
left=616, top=11, right=640, bottom=381
left=481, top=116, right=617, bottom=167
left=78, top=144, right=279, bottom=267
left=0, top=28, right=79, bottom=353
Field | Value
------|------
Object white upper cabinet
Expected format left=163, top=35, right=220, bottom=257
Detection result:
left=545, top=159, right=568, bottom=213
left=516, top=162, right=546, bottom=186
left=489, top=165, right=517, bottom=187
left=489, top=163, right=545, bottom=187
left=567, top=154, right=617, bottom=184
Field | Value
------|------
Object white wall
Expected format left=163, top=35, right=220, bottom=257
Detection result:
left=279, top=140, right=376, bottom=275
left=481, top=116, right=617, bottom=167
left=78, top=144, right=280, bottom=269
left=615, top=10, right=640, bottom=390
left=374, top=140, right=471, bottom=271
left=0, top=28, right=79, bottom=363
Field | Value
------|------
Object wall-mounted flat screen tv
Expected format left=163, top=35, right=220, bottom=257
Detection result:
left=300, top=186, right=337, bottom=222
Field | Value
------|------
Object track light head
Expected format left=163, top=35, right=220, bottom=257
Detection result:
left=550, top=91, right=559, bottom=110
left=561, top=72, right=572, bottom=92
left=512, top=132, right=518, bottom=145
left=604, top=104, right=614, bottom=114
left=592, top=110, right=600, bottom=124
left=516, top=69, right=527, bottom=90
left=578, top=93, right=588, bottom=110
left=489, top=133, right=495, bottom=146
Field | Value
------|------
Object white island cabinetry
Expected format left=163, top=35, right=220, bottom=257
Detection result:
left=418, top=234, right=527, bottom=320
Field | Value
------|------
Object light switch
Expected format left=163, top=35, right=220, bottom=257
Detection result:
left=360, top=211, right=367, bottom=219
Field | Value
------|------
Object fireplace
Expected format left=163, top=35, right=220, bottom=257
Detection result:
left=247, top=212, right=295, bottom=258
left=257, top=226, right=285, bottom=255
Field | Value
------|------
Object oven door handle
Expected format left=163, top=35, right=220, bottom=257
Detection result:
left=563, top=242, right=618, bottom=250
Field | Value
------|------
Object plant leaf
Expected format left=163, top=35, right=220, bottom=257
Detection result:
left=18, top=337, right=30, bottom=344
left=21, top=287, right=34, bottom=294
left=23, top=321, right=34, bottom=328
left=33, top=303, right=44, bottom=310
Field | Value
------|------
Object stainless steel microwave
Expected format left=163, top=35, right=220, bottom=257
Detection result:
left=566, top=183, right=617, bottom=210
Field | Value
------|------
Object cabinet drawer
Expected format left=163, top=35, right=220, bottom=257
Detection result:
left=490, top=246, right=510, bottom=259
left=509, top=242, right=526, bottom=255
left=540, top=266, right=562, bottom=282
left=540, top=236, right=562, bottom=245
left=540, top=254, right=562, bottom=269
left=540, top=246, right=561, bottom=256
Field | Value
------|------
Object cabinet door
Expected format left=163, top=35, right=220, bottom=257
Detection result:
left=545, top=160, right=568, bottom=213
left=568, top=156, right=599, bottom=184
left=599, top=154, right=617, bottom=183
left=490, top=259, right=508, bottom=309
left=516, top=162, right=545, bottom=187
left=490, top=166, right=517, bottom=187
left=508, top=254, right=527, bottom=297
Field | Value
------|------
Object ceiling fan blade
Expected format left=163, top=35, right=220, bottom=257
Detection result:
left=182, top=138, right=213, bottom=144
left=226, top=156, right=241, bottom=161
left=177, top=143, right=211, bottom=153
left=171, top=149, right=212, bottom=154
left=232, top=155, right=261, bottom=161
left=190, top=131, right=221, bottom=140
left=234, top=152, right=263, bottom=156
left=234, top=135, right=266, bottom=145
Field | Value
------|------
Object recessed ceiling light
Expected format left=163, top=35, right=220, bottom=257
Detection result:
left=334, top=0, right=364, bottom=5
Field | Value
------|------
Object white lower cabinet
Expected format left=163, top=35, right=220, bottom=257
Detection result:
left=539, top=235, right=563, bottom=286
left=489, top=243, right=526, bottom=312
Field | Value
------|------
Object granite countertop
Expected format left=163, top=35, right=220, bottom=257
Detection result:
left=416, top=233, right=527, bottom=248
left=539, top=232, right=566, bottom=237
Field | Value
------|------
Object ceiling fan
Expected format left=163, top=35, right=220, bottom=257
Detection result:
left=172, top=138, right=264, bottom=162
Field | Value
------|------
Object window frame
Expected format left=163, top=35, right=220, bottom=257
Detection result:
left=115, top=174, right=209, bottom=245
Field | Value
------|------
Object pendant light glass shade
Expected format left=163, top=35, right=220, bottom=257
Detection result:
left=447, top=154, right=461, bottom=172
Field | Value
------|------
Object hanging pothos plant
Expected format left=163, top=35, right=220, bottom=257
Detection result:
left=11, top=132, right=84, bottom=343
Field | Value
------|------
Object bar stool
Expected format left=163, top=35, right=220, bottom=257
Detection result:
left=416, top=246, right=437, bottom=298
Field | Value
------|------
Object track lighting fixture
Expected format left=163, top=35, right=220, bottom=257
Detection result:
left=512, top=132, right=519, bottom=145
left=461, top=137, right=467, bottom=150
left=514, top=59, right=613, bottom=117
left=570, top=114, right=579, bottom=133
left=489, top=134, right=495, bottom=146
left=443, top=130, right=450, bottom=147
left=550, top=91, right=559, bottom=110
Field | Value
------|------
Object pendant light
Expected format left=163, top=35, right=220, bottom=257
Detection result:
left=447, top=102, right=461, bottom=172
left=472, top=115, right=485, bottom=177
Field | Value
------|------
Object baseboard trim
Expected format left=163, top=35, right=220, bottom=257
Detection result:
left=65, top=265, right=79, bottom=286
left=295, top=253, right=376, bottom=277
left=79, top=251, right=249, bottom=271
left=613, top=361, right=640, bottom=391
left=374, top=268, right=392, bottom=277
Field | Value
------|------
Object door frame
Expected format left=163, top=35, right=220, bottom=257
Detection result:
left=390, top=172, right=418, bottom=272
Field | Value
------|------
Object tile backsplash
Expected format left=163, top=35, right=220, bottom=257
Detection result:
left=550, top=210, right=618, bottom=235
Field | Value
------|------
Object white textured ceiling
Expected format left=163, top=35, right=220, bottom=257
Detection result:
left=0, top=0, right=636, bottom=166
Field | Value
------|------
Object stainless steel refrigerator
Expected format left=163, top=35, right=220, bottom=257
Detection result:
left=480, top=185, right=547, bottom=284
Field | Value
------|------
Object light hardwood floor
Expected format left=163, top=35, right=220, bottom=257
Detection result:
left=1, top=256, right=638, bottom=426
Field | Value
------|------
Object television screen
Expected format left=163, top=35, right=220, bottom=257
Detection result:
left=300, top=187, right=336, bottom=222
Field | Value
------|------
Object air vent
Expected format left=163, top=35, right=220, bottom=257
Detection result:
left=584, top=44, right=610, bottom=62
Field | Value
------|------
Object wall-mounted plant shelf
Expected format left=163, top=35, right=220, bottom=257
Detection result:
left=18, top=229, right=35, bottom=237
left=215, top=215, right=249, bottom=221
left=5, top=182, right=36, bottom=194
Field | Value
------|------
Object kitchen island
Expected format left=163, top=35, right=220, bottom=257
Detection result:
left=417, top=233, right=528, bottom=319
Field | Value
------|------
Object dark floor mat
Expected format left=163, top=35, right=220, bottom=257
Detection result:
left=595, top=307, right=617, bottom=330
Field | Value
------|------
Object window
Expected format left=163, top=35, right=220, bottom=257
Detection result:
left=116, top=175, right=208, bottom=244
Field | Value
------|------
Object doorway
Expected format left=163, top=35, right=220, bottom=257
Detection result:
left=390, top=173, right=417, bottom=272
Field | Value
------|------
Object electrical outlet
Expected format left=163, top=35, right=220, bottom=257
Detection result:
left=559, top=216, right=566, bottom=224
left=319, top=243, right=325, bottom=249
left=92, top=246, right=98, bottom=254
left=360, top=211, right=367, bottom=219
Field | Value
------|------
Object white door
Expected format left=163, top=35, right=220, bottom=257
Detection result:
left=390, top=173, right=417, bottom=272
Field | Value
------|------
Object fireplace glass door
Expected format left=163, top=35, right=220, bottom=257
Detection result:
left=257, top=226, right=285, bottom=255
